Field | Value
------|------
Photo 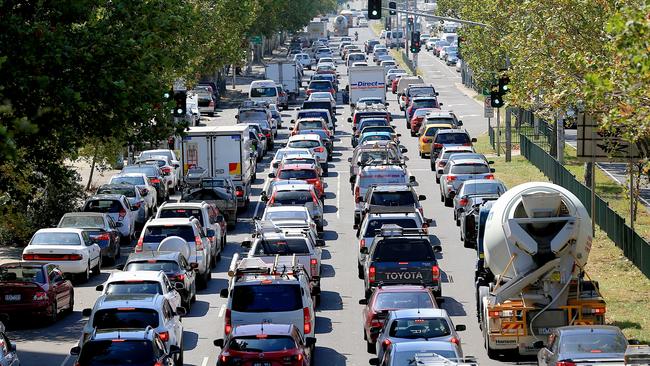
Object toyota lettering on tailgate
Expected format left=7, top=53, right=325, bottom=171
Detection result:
left=383, top=272, right=424, bottom=281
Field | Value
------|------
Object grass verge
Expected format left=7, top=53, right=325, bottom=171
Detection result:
left=475, top=133, right=650, bottom=343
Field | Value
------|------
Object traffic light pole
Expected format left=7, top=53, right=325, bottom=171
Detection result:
left=405, top=0, right=409, bottom=58
left=496, top=107, right=501, bottom=157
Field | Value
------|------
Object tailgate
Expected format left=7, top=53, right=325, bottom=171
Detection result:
left=211, top=135, right=243, bottom=178
left=375, top=261, right=434, bottom=284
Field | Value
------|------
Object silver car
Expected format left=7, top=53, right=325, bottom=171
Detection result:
left=536, top=326, right=630, bottom=366
left=263, top=183, right=324, bottom=232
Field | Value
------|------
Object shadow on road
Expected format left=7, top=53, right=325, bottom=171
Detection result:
left=314, top=346, right=348, bottom=366
left=318, top=290, right=343, bottom=311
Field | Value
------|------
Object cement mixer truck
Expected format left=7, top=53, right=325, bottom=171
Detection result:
left=333, top=15, right=349, bottom=36
left=476, top=182, right=606, bottom=357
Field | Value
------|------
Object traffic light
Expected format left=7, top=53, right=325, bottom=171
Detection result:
left=368, top=0, right=381, bottom=19
left=498, top=75, right=510, bottom=95
left=490, top=85, right=503, bottom=108
left=407, top=17, right=414, bottom=31
left=410, top=31, right=421, bottom=53
left=172, top=91, right=187, bottom=117
left=389, top=1, right=397, bottom=15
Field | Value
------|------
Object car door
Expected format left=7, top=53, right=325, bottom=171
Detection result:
left=82, top=232, right=101, bottom=268
left=121, top=197, right=135, bottom=233
left=47, top=265, right=68, bottom=307
left=162, top=276, right=182, bottom=311
left=163, top=300, right=183, bottom=348
left=106, top=216, right=121, bottom=246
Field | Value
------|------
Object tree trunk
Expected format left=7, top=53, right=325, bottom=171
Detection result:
left=584, top=162, right=593, bottom=187
left=85, top=146, right=98, bottom=191
left=556, top=113, right=565, bottom=164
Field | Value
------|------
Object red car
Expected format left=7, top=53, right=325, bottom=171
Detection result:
left=0, top=262, right=74, bottom=323
left=214, top=324, right=316, bottom=366
left=391, top=77, right=401, bottom=94
left=405, top=97, right=441, bottom=128
left=358, top=285, right=437, bottom=353
left=269, top=164, right=325, bottom=198
left=409, top=107, right=436, bottom=136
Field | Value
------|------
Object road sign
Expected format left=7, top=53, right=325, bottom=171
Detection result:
left=484, top=97, right=494, bottom=118
left=576, top=113, right=642, bottom=162
left=173, top=78, right=186, bottom=92
left=250, top=36, right=262, bottom=45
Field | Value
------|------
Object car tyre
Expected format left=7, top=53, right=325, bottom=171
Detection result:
left=444, top=196, right=453, bottom=207
left=435, top=176, right=440, bottom=184
left=176, top=344, right=184, bottom=366
left=183, top=294, right=192, bottom=313
left=78, top=262, right=91, bottom=283
left=420, top=151, right=426, bottom=159
left=92, top=257, right=102, bottom=275
left=357, top=264, right=364, bottom=279
left=65, top=291, right=74, bottom=314
left=410, top=130, right=416, bottom=137
left=366, top=341, right=376, bottom=353
left=49, top=302, right=58, bottom=324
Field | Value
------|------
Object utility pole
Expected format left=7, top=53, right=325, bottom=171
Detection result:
left=405, top=0, right=409, bottom=59
left=556, top=111, right=565, bottom=164
left=496, top=107, right=501, bottom=157
left=505, top=108, right=512, bottom=162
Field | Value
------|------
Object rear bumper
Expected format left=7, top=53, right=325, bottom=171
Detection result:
left=486, top=334, right=539, bottom=355
left=25, top=260, right=87, bottom=275
left=0, top=302, right=51, bottom=319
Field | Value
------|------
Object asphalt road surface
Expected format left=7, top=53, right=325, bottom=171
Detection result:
left=7, top=21, right=536, bottom=366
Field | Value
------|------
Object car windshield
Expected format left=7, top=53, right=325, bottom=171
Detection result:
left=239, top=111, right=268, bottom=121
left=60, top=215, right=104, bottom=229
left=396, top=350, right=458, bottom=364
left=265, top=211, right=309, bottom=221
left=298, top=121, right=324, bottom=129
left=31, top=232, right=81, bottom=246
left=93, top=308, right=160, bottom=329
left=437, top=133, right=470, bottom=144
left=143, top=225, right=194, bottom=243
left=463, top=183, right=503, bottom=195
left=250, top=87, right=277, bottom=97
left=77, top=340, right=155, bottom=366
left=111, top=176, right=146, bottom=185
left=288, top=140, right=320, bottom=149
left=425, top=126, right=451, bottom=137
left=84, top=200, right=123, bottom=213
left=370, top=192, right=416, bottom=206
left=451, top=164, right=490, bottom=174
left=158, top=208, right=205, bottom=227
left=559, top=333, right=628, bottom=354
left=97, top=186, right=136, bottom=198
left=231, top=284, right=302, bottom=312
left=272, top=191, right=313, bottom=205
left=364, top=219, right=418, bottom=237
left=254, top=238, right=310, bottom=255
left=388, top=318, right=451, bottom=339
left=278, top=169, right=317, bottom=180
left=105, top=281, right=163, bottom=295
left=375, top=292, right=434, bottom=309
left=0, top=266, right=46, bottom=283
left=372, top=239, right=435, bottom=262
left=125, top=260, right=181, bottom=274
left=228, top=336, right=297, bottom=353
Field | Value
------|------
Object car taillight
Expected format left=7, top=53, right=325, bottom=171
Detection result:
left=313, top=147, right=324, bottom=153
left=310, top=258, right=318, bottom=276
left=118, top=209, right=126, bottom=220
left=150, top=178, right=161, bottom=184
left=433, top=143, right=443, bottom=149
left=195, top=236, right=204, bottom=251
left=446, top=176, right=456, bottom=182
left=556, top=362, right=577, bottom=366
left=22, top=254, right=35, bottom=260
left=33, top=292, right=48, bottom=301
left=158, top=331, right=169, bottom=342
left=354, top=186, right=360, bottom=202
left=303, top=307, right=312, bottom=334
left=438, top=161, right=446, bottom=167
left=382, top=339, right=391, bottom=349
left=450, top=336, right=460, bottom=345
left=224, top=309, right=232, bottom=335
left=423, top=138, right=431, bottom=143
left=369, top=266, right=376, bottom=283
left=220, top=354, right=229, bottom=364
left=265, top=132, right=271, bottom=138
left=459, top=198, right=468, bottom=206
left=154, top=362, right=163, bottom=366
left=235, top=187, right=244, bottom=197
left=161, top=167, right=172, bottom=174
left=174, top=274, right=185, bottom=282
left=96, top=233, right=110, bottom=241
left=485, top=174, right=495, bottom=180
left=135, top=236, right=144, bottom=252
left=369, top=317, right=383, bottom=328
left=359, top=239, right=366, bottom=249
left=258, top=133, right=264, bottom=138
left=209, top=100, right=215, bottom=107
left=432, top=265, right=440, bottom=280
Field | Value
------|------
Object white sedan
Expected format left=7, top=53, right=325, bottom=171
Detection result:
left=308, top=92, right=337, bottom=110
left=22, top=228, right=101, bottom=282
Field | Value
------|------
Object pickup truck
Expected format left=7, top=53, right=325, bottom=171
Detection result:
left=242, top=229, right=324, bottom=301
left=361, top=225, right=442, bottom=300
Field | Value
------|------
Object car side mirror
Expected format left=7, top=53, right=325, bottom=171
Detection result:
left=433, top=245, right=442, bottom=253
left=533, top=340, right=545, bottom=349
left=396, top=133, right=402, bottom=137
left=358, top=299, right=368, bottom=305
left=169, top=345, right=182, bottom=355
left=457, top=120, right=463, bottom=126
left=471, top=137, right=477, bottom=142
left=235, top=114, right=239, bottom=119
left=272, top=162, right=279, bottom=168
left=268, top=173, right=276, bottom=178
left=349, top=176, right=356, bottom=184
left=173, top=163, right=180, bottom=168
left=214, top=339, right=225, bottom=348
left=290, top=119, right=296, bottom=124
left=216, top=215, right=224, bottom=223
left=384, top=102, right=389, bottom=106
left=490, top=168, right=496, bottom=173
left=360, top=247, right=368, bottom=254
left=455, top=324, right=466, bottom=331
left=190, top=262, right=199, bottom=269
left=439, top=103, right=444, bottom=106
left=220, top=288, right=229, bottom=298
left=409, top=176, right=417, bottom=183
left=437, top=169, right=443, bottom=174
left=352, top=126, right=357, bottom=131
left=347, top=117, right=353, bottom=123
left=95, top=284, right=104, bottom=292
left=316, top=239, right=326, bottom=247
left=82, top=308, right=92, bottom=317
left=70, top=346, right=81, bottom=356
left=347, top=157, right=352, bottom=163
left=401, top=148, right=408, bottom=153
left=369, top=359, right=380, bottom=366
left=241, top=240, right=252, bottom=248
left=305, top=337, right=317, bottom=347
left=175, top=282, right=184, bottom=290
left=261, top=195, right=269, bottom=202
left=206, top=229, right=216, bottom=237
left=175, top=306, right=187, bottom=317
left=141, top=189, right=149, bottom=196
left=418, top=195, right=427, bottom=201
left=353, top=224, right=359, bottom=230
left=488, top=160, right=495, bottom=165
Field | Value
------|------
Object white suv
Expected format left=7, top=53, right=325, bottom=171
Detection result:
left=95, top=270, right=183, bottom=314
left=136, top=218, right=212, bottom=288
left=220, top=256, right=316, bottom=343
left=155, top=202, right=225, bottom=268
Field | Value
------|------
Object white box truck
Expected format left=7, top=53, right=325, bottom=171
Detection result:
left=180, top=125, right=256, bottom=208
left=265, top=61, right=301, bottom=100
left=348, top=66, right=386, bottom=106
left=307, top=21, right=327, bottom=42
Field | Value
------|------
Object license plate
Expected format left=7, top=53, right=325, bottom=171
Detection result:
left=253, top=363, right=271, bottom=366
left=4, top=294, right=20, bottom=301
left=214, top=169, right=225, bottom=174
left=537, top=327, right=555, bottom=335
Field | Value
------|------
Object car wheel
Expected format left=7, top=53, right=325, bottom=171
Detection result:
left=176, top=344, right=184, bottom=366
left=440, top=192, right=444, bottom=202
left=366, top=341, right=376, bottom=354
left=435, top=176, right=440, bottom=184
left=183, top=294, right=192, bottom=313
left=65, top=291, right=74, bottom=314
left=204, top=269, right=211, bottom=284
left=420, top=151, right=426, bottom=159
left=114, top=242, right=121, bottom=260
left=79, top=262, right=91, bottom=283
left=92, top=257, right=102, bottom=275
left=434, top=289, right=442, bottom=300
left=222, top=233, right=227, bottom=246
left=357, top=264, right=364, bottom=279
left=216, top=249, right=221, bottom=261
left=49, top=302, right=58, bottom=324
left=410, top=130, right=416, bottom=137
left=444, top=196, right=453, bottom=207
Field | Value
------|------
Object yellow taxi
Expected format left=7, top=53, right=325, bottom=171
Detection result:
left=418, top=123, right=454, bottom=158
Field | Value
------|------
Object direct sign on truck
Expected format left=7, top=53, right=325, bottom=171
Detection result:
left=348, top=66, right=386, bottom=106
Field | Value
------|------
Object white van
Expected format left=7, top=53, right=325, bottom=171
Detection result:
left=249, top=80, right=279, bottom=105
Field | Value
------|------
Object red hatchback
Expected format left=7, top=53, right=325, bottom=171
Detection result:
left=214, top=323, right=316, bottom=366
left=358, top=285, right=437, bottom=353
left=269, top=164, right=324, bottom=198
left=0, top=262, right=74, bottom=323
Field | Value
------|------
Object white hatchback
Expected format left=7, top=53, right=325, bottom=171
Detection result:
left=287, top=134, right=328, bottom=163
left=96, top=270, right=183, bottom=314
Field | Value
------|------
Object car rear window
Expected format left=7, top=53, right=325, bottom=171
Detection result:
left=158, top=208, right=205, bottom=227
left=239, top=111, right=268, bottom=122
left=105, top=281, right=163, bottom=296
left=97, top=186, right=136, bottom=198
left=59, top=216, right=104, bottom=229
left=372, top=239, right=435, bottom=262
left=364, top=219, right=418, bottom=237
left=409, top=87, right=435, bottom=96
left=463, top=183, right=504, bottom=195
left=122, top=166, right=158, bottom=177
left=451, top=164, right=490, bottom=174
left=375, top=292, right=434, bottom=309
left=298, top=120, right=324, bottom=130
left=359, top=173, right=407, bottom=188
left=388, top=318, right=451, bottom=339
left=250, top=87, right=277, bottom=98
left=111, top=176, right=146, bottom=185
left=254, top=239, right=310, bottom=255
left=436, top=133, right=470, bottom=144
left=0, top=266, right=46, bottom=283
left=559, top=333, right=627, bottom=354
left=370, top=192, right=416, bottom=206
left=31, top=232, right=81, bottom=246
left=143, top=225, right=195, bottom=243
left=77, top=340, right=155, bottom=366
left=359, top=120, right=389, bottom=130
left=93, top=308, right=160, bottom=329
left=288, top=140, right=320, bottom=149
left=358, top=151, right=395, bottom=164
left=361, top=134, right=391, bottom=143
left=278, top=169, right=317, bottom=180
left=425, top=126, right=451, bottom=137
left=228, top=336, right=297, bottom=352
left=442, top=151, right=475, bottom=159
left=298, top=111, right=329, bottom=121
left=272, top=191, right=313, bottom=205
left=412, top=99, right=437, bottom=109
left=308, top=81, right=332, bottom=90
left=264, top=211, right=309, bottom=221
left=232, top=284, right=302, bottom=312
left=84, top=200, right=123, bottom=213
left=125, top=260, right=181, bottom=274
left=283, top=158, right=316, bottom=166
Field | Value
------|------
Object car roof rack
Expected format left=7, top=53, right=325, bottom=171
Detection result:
left=227, top=253, right=309, bottom=281
left=365, top=205, right=417, bottom=215
left=374, top=224, right=428, bottom=238
left=413, top=354, right=478, bottom=366
left=252, top=220, right=312, bottom=238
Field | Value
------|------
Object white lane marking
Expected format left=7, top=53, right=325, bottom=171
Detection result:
left=201, top=356, right=209, bottom=366
left=336, top=175, right=341, bottom=219
left=218, top=304, right=226, bottom=318
left=59, top=354, right=71, bottom=366
left=253, top=178, right=270, bottom=218
left=447, top=104, right=468, bottom=107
